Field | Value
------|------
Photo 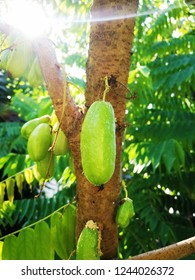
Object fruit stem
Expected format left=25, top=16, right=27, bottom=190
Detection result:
left=102, top=76, right=110, bottom=102
left=122, top=180, right=128, bottom=198
left=37, top=73, right=67, bottom=197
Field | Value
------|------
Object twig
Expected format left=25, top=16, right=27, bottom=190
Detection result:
left=130, top=236, right=195, bottom=260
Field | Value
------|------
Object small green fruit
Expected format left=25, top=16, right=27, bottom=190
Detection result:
left=52, top=121, right=69, bottom=156
left=116, top=198, right=135, bottom=228
left=27, top=123, right=51, bottom=161
left=36, top=152, right=56, bottom=179
left=76, top=220, right=101, bottom=260
left=21, top=115, right=51, bottom=139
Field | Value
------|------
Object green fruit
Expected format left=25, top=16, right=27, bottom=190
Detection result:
left=116, top=198, right=135, bottom=228
left=76, top=220, right=101, bottom=260
left=36, top=152, right=56, bottom=179
left=6, top=36, right=33, bottom=78
left=21, top=115, right=51, bottom=139
left=27, top=123, right=51, bottom=161
left=52, top=121, right=69, bottom=155
left=27, top=57, right=43, bottom=87
left=50, top=111, right=58, bottom=127
left=80, top=101, right=116, bottom=186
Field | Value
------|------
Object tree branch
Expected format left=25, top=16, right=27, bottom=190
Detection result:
left=130, top=236, right=195, bottom=260
left=76, top=0, right=138, bottom=259
left=33, top=38, right=81, bottom=136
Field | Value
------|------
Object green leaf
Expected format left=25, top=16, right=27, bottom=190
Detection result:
left=15, top=228, right=35, bottom=260
left=61, top=204, right=76, bottom=258
left=150, top=142, right=165, bottom=172
left=50, top=212, right=68, bottom=259
left=174, top=140, right=185, bottom=167
left=34, top=221, right=54, bottom=260
left=2, top=235, right=18, bottom=260
left=162, top=139, right=176, bottom=173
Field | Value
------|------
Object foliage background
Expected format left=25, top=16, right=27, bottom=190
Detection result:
left=0, top=0, right=195, bottom=259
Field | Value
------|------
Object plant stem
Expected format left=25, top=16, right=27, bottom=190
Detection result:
left=130, top=236, right=195, bottom=260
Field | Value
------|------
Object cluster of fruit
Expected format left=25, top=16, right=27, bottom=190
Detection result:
left=21, top=113, right=69, bottom=180
left=0, top=33, right=43, bottom=86
left=19, top=88, right=134, bottom=259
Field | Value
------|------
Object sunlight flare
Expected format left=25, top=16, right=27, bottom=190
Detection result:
left=2, top=0, right=50, bottom=38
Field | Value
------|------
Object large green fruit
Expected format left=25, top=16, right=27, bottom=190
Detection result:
left=27, top=123, right=51, bottom=161
left=76, top=220, right=101, bottom=260
left=52, top=121, right=69, bottom=156
left=6, top=36, right=33, bottom=78
left=21, top=115, right=51, bottom=139
left=80, top=101, right=116, bottom=186
left=116, top=198, right=135, bottom=228
left=36, top=152, right=56, bottom=179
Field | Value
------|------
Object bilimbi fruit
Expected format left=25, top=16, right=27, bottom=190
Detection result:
left=80, top=101, right=116, bottom=186
left=116, top=198, right=135, bottom=228
left=27, top=123, right=51, bottom=162
left=76, top=220, right=101, bottom=260
left=51, top=121, right=69, bottom=156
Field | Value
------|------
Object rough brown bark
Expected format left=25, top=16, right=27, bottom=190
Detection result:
left=33, top=38, right=81, bottom=137
left=75, top=0, right=138, bottom=259
left=0, top=1, right=138, bottom=259
left=131, top=236, right=195, bottom=260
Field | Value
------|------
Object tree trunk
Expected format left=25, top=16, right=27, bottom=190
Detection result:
left=74, top=0, right=138, bottom=259
left=34, top=0, right=138, bottom=259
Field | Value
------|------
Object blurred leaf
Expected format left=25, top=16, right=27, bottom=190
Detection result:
left=2, top=235, right=18, bottom=260
left=34, top=221, right=54, bottom=260
left=15, top=228, right=35, bottom=260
